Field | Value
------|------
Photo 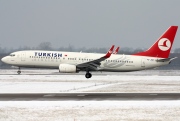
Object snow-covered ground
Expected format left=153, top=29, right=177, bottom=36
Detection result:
left=0, top=101, right=180, bottom=121
left=0, top=69, right=180, bottom=121
left=0, top=69, right=180, bottom=93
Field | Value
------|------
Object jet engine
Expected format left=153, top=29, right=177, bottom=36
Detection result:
left=59, top=64, right=77, bottom=73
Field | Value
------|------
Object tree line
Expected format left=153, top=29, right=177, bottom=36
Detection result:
left=0, top=42, right=145, bottom=54
left=1, top=42, right=180, bottom=54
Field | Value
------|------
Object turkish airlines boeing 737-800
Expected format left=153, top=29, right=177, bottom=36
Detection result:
left=1, top=26, right=178, bottom=78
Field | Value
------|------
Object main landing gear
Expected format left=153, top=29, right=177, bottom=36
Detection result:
left=85, top=71, right=92, bottom=79
left=17, top=67, right=21, bottom=74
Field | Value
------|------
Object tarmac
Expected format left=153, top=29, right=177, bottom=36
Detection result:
left=0, top=93, right=180, bottom=101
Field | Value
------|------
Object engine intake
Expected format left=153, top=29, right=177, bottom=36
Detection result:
left=59, top=64, right=77, bottom=73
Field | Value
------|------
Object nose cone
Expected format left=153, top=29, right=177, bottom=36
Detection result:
left=1, top=57, right=5, bottom=63
left=1, top=57, right=7, bottom=63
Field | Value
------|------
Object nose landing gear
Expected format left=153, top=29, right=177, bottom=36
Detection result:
left=17, top=67, right=21, bottom=74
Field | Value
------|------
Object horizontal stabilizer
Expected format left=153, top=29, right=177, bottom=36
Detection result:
left=156, top=57, right=177, bottom=62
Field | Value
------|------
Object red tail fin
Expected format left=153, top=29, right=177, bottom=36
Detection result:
left=133, top=26, right=178, bottom=58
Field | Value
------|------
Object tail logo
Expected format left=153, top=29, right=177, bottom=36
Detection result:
left=158, top=38, right=171, bottom=51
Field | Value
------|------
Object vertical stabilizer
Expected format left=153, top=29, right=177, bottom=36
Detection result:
left=133, top=26, right=178, bottom=58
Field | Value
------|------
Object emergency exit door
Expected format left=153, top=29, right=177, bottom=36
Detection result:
left=141, top=58, right=145, bottom=67
left=21, top=52, right=26, bottom=61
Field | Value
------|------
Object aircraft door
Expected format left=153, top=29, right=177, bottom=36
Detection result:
left=141, top=58, right=145, bottom=67
left=21, top=52, right=26, bottom=61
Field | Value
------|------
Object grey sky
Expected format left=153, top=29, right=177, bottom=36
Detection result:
left=0, top=0, right=180, bottom=50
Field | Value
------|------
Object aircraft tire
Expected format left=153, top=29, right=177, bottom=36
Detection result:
left=17, top=71, right=21, bottom=74
left=85, top=73, right=92, bottom=79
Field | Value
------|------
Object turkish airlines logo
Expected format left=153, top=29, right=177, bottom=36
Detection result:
left=158, top=38, right=171, bottom=51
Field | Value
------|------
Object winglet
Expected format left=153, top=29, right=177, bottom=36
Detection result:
left=113, top=47, right=120, bottom=54
left=103, top=45, right=115, bottom=58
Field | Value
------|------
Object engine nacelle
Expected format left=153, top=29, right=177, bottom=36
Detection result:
left=59, top=64, right=77, bottom=73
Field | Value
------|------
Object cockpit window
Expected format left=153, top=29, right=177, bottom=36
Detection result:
left=9, top=54, right=15, bottom=57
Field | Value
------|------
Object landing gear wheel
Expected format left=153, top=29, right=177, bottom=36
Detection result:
left=85, top=73, right=92, bottom=79
left=17, top=67, right=21, bottom=74
left=17, top=70, right=21, bottom=74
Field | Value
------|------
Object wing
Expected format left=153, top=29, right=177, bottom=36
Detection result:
left=77, top=45, right=115, bottom=71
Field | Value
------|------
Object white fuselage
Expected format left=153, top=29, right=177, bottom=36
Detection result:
left=1, top=50, right=169, bottom=72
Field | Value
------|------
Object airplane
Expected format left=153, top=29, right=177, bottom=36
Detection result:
left=1, top=26, right=178, bottom=78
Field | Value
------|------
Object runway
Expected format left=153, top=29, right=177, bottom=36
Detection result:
left=1, top=93, right=180, bottom=101
left=1, top=70, right=180, bottom=121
